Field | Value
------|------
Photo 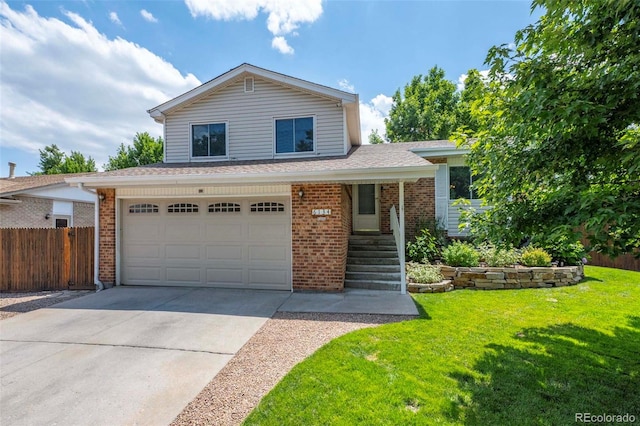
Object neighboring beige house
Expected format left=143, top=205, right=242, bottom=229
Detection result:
left=68, top=63, right=479, bottom=293
left=0, top=167, right=96, bottom=228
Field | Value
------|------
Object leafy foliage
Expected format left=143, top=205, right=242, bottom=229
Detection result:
left=442, top=241, right=480, bottom=267
left=459, top=0, right=640, bottom=257
left=367, top=129, right=385, bottom=144
left=34, top=144, right=97, bottom=174
left=406, top=263, right=444, bottom=284
left=477, top=244, right=520, bottom=267
left=533, top=236, right=587, bottom=266
left=520, top=247, right=552, bottom=267
left=406, top=229, right=439, bottom=263
left=105, top=132, right=163, bottom=171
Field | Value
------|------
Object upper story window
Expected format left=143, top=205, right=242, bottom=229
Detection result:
left=275, top=117, right=314, bottom=154
left=449, top=166, right=480, bottom=200
left=192, top=123, right=227, bottom=159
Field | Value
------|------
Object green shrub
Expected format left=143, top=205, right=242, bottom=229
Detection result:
left=477, top=244, right=520, bottom=267
left=406, top=263, right=444, bottom=284
left=442, top=241, right=480, bottom=267
left=406, top=228, right=439, bottom=263
left=534, top=236, right=587, bottom=266
left=520, top=247, right=552, bottom=267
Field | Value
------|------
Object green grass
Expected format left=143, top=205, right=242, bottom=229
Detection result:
left=244, top=266, right=640, bottom=425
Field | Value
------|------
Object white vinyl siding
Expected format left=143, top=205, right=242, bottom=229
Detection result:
left=164, top=77, right=345, bottom=162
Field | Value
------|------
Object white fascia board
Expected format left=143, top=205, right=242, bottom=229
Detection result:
left=411, top=147, right=470, bottom=157
left=26, top=185, right=96, bottom=203
left=66, top=166, right=437, bottom=188
left=0, top=198, right=22, bottom=205
left=147, top=64, right=358, bottom=118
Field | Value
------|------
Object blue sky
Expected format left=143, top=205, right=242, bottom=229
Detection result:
left=0, top=0, right=540, bottom=176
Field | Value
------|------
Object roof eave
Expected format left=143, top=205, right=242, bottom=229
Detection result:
left=411, top=147, right=469, bottom=157
left=66, top=165, right=438, bottom=188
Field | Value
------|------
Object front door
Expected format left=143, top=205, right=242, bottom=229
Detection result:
left=353, top=184, right=380, bottom=233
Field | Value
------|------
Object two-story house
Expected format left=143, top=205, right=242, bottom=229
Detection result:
left=69, top=64, right=481, bottom=293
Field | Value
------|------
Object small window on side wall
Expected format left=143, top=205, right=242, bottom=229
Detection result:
left=192, top=123, right=227, bottom=158
left=275, top=117, right=314, bottom=154
left=449, top=166, right=480, bottom=200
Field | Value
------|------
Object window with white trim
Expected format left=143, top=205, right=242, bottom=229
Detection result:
left=275, top=117, right=314, bottom=154
left=449, top=167, right=480, bottom=200
left=129, top=203, right=159, bottom=214
left=192, top=123, right=227, bottom=158
left=250, top=202, right=285, bottom=213
left=209, top=202, right=241, bottom=213
left=168, top=203, right=199, bottom=213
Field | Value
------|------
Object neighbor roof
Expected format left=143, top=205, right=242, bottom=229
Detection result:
left=0, top=173, right=96, bottom=197
left=67, top=141, right=456, bottom=188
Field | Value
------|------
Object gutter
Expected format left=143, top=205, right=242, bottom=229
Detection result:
left=78, top=183, right=104, bottom=292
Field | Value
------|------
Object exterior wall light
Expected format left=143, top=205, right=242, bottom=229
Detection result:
left=298, top=189, right=304, bottom=199
left=45, top=213, right=51, bottom=220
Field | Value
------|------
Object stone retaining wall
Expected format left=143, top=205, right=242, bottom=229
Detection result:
left=440, top=265, right=584, bottom=290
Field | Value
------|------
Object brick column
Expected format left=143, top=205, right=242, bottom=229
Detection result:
left=97, top=188, right=116, bottom=286
left=291, top=183, right=349, bottom=291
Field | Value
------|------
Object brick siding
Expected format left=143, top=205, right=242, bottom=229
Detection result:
left=291, top=183, right=350, bottom=291
left=98, top=188, right=116, bottom=286
left=0, top=196, right=53, bottom=228
left=73, top=202, right=95, bottom=227
left=379, top=178, right=436, bottom=242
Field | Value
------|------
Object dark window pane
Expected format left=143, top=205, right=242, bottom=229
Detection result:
left=192, top=125, right=209, bottom=157
left=209, top=123, right=226, bottom=156
left=276, top=119, right=294, bottom=153
left=358, top=184, right=376, bottom=215
left=294, top=117, right=313, bottom=152
left=450, top=167, right=472, bottom=199
left=55, top=218, right=68, bottom=228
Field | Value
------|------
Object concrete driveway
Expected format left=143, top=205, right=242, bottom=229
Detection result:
left=0, top=287, right=290, bottom=426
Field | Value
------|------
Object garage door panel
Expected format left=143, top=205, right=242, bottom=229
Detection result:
left=248, top=223, right=288, bottom=241
left=122, top=197, right=291, bottom=289
left=126, top=244, right=161, bottom=260
left=206, top=268, right=243, bottom=284
left=249, top=245, right=288, bottom=262
left=165, top=222, right=201, bottom=241
left=206, top=245, right=243, bottom=261
left=165, top=244, right=201, bottom=260
left=205, top=223, right=244, bottom=241
left=166, top=267, right=201, bottom=283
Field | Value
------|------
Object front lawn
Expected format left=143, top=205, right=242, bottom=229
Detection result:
left=245, top=266, right=640, bottom=425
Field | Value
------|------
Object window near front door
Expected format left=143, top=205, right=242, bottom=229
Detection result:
left=275, top=117, right=314, bottom=154
left=358, top=184, right=376, bottom=215
left=449, top=166, right=480, bottom=199
left=192, top=123, right=227, bottom=158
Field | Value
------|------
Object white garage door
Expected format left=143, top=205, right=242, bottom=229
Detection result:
left=121, top=197, right=291, bottom=290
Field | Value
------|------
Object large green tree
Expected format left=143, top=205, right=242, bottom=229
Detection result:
left=385, top=66, right=486, bottom=142
left=461, top=0, right=640, bottom=256
left=35, top=144, right=97, bottom=174
left=104, top=132, right=163, bottom=171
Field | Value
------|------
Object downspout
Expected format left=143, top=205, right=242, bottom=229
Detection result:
left=79, top=183, right=104, bottom=291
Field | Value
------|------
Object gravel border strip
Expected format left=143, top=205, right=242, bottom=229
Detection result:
left=171, top=312, right=416, bottom=426
left=0, top=290, right=93, bottom=320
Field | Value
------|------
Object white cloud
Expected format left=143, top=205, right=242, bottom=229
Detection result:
left=271, top=36, right=293, bottom=54
left=0, top=2, right=200, bottom=168
left=456, top=69, right=491, bottom=91
left=359, top=94, right=393, bottom=143
left=109, top=11, right=123, bottom=27
left=338, top=79, right=355, bottom=93
left=140, top=9, right=158, bottom=23
left=183, top=0, right=322, bottom=55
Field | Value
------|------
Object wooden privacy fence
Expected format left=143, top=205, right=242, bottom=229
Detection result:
left=1, top=227, right=95, bottom=292
left=586, top=250, right=640, bottom=272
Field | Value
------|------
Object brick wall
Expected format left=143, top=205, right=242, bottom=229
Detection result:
left=98, top=188, right=116, bottom=286
left=73, top=202, right=95, bottom=227
left=379, top=177, right=436, bottom=242
left=291, top=183, right=349, bottom=291
left=0, top=196, right=53, bottom=228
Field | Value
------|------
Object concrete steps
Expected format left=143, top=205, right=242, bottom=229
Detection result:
left=345, top=235, right=401, bottom=291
